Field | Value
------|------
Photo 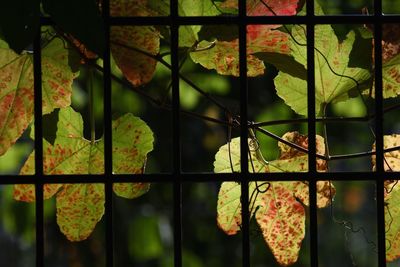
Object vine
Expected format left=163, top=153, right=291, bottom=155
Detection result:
left=0, top=0, right=400, bottom=266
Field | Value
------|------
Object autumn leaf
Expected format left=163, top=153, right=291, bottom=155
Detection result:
left=384, top=182, right=400, bottom=262
left=110, top=0, right=161, bottom=87
left=189, top=0, right=295, bottom=76
left=372, top=134, right=400, bottom=172
left=274, top=8, right=370, bottom=116
left=246, top=0, right=298, bottom=16
left=190, top=40, right=266, bottom=77
left=14, top=107, right=154, bottom=241
left=216, top=133, right=333, bottom=266
left=382, top=54, right=400, bottom=98
left=0, top=37, right=74, bottom=156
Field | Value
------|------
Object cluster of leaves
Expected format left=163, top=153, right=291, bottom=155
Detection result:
left=1, top=0, right=400, bottom=265
left=0, top=0, right=157, bottom=241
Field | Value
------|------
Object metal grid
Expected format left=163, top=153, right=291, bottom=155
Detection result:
left=1, top=0, right=396, bottom=266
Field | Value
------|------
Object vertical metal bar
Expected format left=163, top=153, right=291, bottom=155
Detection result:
left=373, top=0, right=386, bottom=266
left=170, top=1, right=182, bottom=267
left=102, top=0, right=114, bottom=266
left=33, top=26, right=44, bottom=267
left=239, top=0, right=249, bottom=266
left=306, top=2, right=318, bottom=267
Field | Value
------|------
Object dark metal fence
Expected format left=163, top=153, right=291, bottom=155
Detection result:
left=2, top=0, right=398, bottom=266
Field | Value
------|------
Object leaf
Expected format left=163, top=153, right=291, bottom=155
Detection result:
left=0, top=37, right=74, bottom=156
left=219, top=0, right=299, bottom=15
left=215, top=133, right=333, bottom=266
left=110, top=0, right=169, bottom=16
left=384, top=182, right=400, bottom=261
left=190, top=40, right=266, bottom=77
left=382, top=54, right=400, bottom=98
left=109, top=0, right=161, bottom=87
left=189, top=1, right=294, bottom=76
left=372, top=134, right=400, bottom=172
left=274, top=24, right=371, bottom=116
left=254, top=182, right=305, bottom=266
left=56, top=184, right=105, bottom=242
left=110, top=26, right=160, bottom=87
left=14, top=107, right=154, bottom=241
left=247, top=0, right=298, bottom=16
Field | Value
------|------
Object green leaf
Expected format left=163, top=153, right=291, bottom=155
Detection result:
left=56, top=184, right=105, bottom=241
left=385, top=182, right=400, bottom=261
left=190, top=40, right=266, bottom=77
left=178, top=0, right=220, bottom=16
left=14, top=107, right=154, bottom=241
left=0, top=37, right=74, bottom=156
left=178, top=0, right=221, bottom=47
left=382, top=54, right=400, bottom=98
left=274, top=24, right=371, bottom=116
left=215, top=133, right=333, bottom=266
left=110, top=0, right=170, bottom=16
left=189, top=1, right=294, bottom=77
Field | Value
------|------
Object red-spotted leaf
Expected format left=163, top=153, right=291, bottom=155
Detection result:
left=189, top=0, right=294, bottom=76
left=110, top=0, right=169, bottom=16
left=216, top=133, right=334, bottom=266
left=0, top=37, right=74, bottom=156
left=247, top=0, right=298, bottom=16
left=110, top=26, right=160, bottom=87
left=255, top=182, right=305, bottom=266
left=190, top=40, right=266, bottom=77
left=372, top=134, right=400, bottom=172
left=56, top=184, right=105, bottom=242
left=384, top=182, right=400, bottom=261
left=14, top=107, right=154, bottom=241
left=110, top=0, right=160, bottom=87
left=382, top=54, right=400, bottom=98
left=218, top=0, right=298, bottom=15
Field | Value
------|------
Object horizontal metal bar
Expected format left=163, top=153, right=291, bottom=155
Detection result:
left=40, top=15, right=400, bottom=26
left=0, top=171, right=399, bottom=184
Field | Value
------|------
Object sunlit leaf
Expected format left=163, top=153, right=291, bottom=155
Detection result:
left=384, top=182, right=400, bottom=261
left=382, top=54, right=400, bottom=98
left=274, top=20, right=370, bottom=115
left=56, top=184, right=105, bottom=241
left=215, top=133, right=333, bottom=265
left=0, top=37, right=74, bottom=156
left=372, top=134, right=400, bottom=172
left=190, top=40, right=266, bottom=76
left=254, top=182, right=305, bottom=266
left=14, top=107, right=154, bottom=241
left=189, top=0, right=294, bottom=76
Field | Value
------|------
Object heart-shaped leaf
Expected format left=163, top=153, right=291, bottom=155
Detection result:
left=14, top=107, right=154, bottom=241
left=274, top=5, right=370, bottom=116
left=0, top=37, right=75, bottom=156
left=216, top=133, right=333, bottom=266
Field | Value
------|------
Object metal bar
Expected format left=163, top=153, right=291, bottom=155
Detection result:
left=102, top=0, right=114, bottom=266
left=33, top=25, right=44, bottom=267
left=306, top=2, right=319, bottom=267
left=374, top=0, right=386, bottom=266
left=170, top=0, right=182, bottom=266
left=3, top=171, right=400, bottom=184
left=239, top=0, right=250, bottom=267
left=40, top=15, right=400, bottom=26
